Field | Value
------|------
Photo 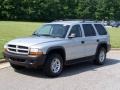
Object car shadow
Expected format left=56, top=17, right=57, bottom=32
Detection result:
left=61, top=58, right=120, bottom=77
left=14, top=58, right=120, bottom=78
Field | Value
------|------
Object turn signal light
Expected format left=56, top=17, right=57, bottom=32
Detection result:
left=30, top=52, right=43, bottom=56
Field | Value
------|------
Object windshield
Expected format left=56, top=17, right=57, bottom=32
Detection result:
left=33, top=24, right=70, bottom=38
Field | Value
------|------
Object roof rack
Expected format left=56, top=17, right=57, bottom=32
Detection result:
left=52, top=19, right=98, bottom=23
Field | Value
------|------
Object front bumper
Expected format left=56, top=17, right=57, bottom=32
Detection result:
left=3, top=51, right=46, bottom=68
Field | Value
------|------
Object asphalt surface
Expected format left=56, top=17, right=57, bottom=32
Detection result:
left=0, top=50, right=120, bottom=90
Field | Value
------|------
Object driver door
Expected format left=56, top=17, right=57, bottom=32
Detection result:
left=65, top=24, right=85, bottom=60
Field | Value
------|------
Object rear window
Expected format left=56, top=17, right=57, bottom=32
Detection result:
left=82, top=24, right=96, bottom=37
left=94, top=24, right=107, bottom=35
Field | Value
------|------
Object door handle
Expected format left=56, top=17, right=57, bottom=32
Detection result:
left=97, top=39, right=99, bottom=42
left=81, top=41, right=85, bottom=44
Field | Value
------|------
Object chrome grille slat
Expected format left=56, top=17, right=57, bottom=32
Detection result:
left=8, top=48, right=16, bottom=52
left=7, top=44, right=29, bottom=55
left=17, top=48, right=28, bottom=51
left=8, top=47, right=16, bottom=49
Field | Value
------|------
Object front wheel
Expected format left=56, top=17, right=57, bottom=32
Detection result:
left=94, top=48, right=106, bottom=65
left=43, top=54, right=63, bottom=77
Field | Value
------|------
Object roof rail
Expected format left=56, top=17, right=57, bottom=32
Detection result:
left=52, top=19, right=98, bottom=23
left=52, top=20, right=63, bottom=22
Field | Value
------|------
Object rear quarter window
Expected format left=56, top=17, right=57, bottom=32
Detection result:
left=94, top=24, right=107, bottom=35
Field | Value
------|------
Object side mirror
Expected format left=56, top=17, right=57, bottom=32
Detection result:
left=68, top=33, right=76, bottom=38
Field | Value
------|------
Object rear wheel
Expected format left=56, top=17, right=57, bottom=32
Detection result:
left=94, top=47, right=106, bottom=65
left=43, top=53, right=63, bottom=77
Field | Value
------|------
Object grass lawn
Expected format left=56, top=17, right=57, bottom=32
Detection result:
left=107, top=27, right=120, bottom=48
left=0, top=21, right=120, bottom=60
left=0, top=21, right=42, bottom=59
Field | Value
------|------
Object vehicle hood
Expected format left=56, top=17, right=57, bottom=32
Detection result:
left=7, top=36, right=63, bottom=47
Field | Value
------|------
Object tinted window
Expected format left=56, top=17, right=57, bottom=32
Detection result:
left=94, top=24, right=107, bottom=35
left=82, top=24, right=96, bottom=37
left=69, top=25, right=82, bottom=37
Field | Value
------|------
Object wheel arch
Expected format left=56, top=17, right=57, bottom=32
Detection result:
left=46, top=46, right=66, bottom=63
left=96, top=42, right=108, bottom=54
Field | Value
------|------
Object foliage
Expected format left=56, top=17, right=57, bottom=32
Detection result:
left=0, top=0, right=120, bottom=21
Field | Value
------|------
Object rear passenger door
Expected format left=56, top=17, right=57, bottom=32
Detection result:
left=82, top=24, right=98, bottom=57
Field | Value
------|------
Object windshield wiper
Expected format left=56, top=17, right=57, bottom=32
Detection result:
left=32, top=33, right=41, bottom=37
left=40, top=34, right=51, bottom=36
left=33, top=34, right=61, bottom=38
left=40, top=34, right=57, bottom=38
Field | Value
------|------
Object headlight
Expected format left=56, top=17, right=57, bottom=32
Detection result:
left=29, top=48, right=43, bottom=56
left=4, top=44, right=8, bottom=51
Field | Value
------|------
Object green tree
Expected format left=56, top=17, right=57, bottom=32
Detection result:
left=0, top=0, right=120, bottom=21
left=76, top=0, right=97, bottom=19
left=96, top=0, right=120, bottom=20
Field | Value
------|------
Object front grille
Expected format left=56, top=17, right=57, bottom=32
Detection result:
left=8, top=45, right=16, bottom=48
left=18, top=46, right=28, bottom=49
left=7, top=44, right=29, bottom=55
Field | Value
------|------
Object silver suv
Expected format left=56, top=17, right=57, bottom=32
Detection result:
left=4, top=20, right=111, bottom=77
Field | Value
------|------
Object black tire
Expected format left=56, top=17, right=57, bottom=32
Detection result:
left=43, top=53, right=63, bottom=77
left=10, top=63, right=24, bottom=70
left=94, top=47, right=106, bottom=65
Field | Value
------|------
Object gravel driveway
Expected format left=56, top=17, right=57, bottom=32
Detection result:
left=0, top=50, right=120, bottom=90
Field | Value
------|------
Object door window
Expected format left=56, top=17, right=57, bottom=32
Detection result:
left=69, top=25, right=82, bottom=37
left=82, top=24, right=96, bottom=37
